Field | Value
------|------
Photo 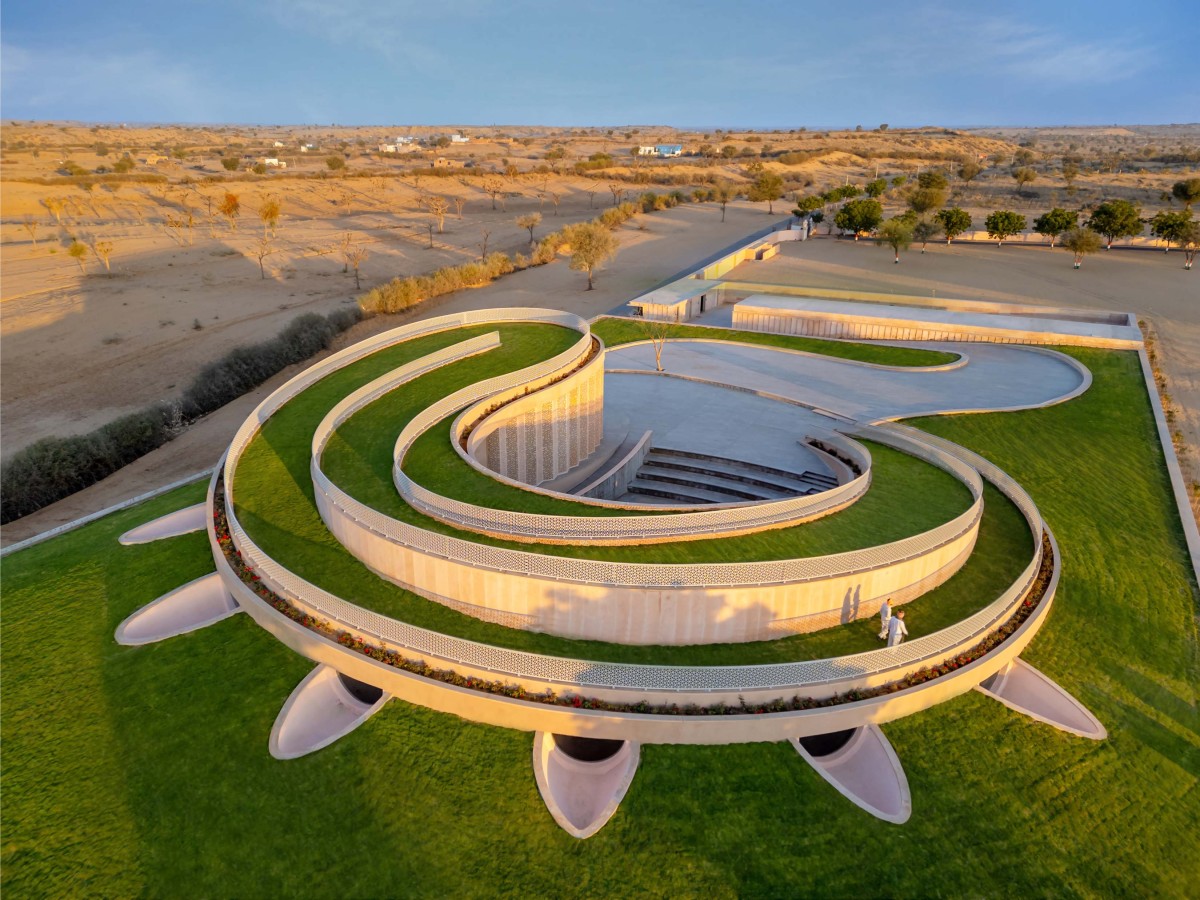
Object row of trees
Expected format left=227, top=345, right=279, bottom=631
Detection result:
left=824, top=196, right=1198, bottom=269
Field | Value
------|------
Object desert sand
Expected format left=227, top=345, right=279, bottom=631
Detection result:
left=3, top=121, right=1197, bottom=540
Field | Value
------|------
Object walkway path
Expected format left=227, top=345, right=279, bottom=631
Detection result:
left=605, top=340, right=1085, bottom=423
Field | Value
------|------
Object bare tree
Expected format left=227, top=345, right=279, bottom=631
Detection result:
left=343, top=242, right=368, bottom=288
left=453, top=196, right=466, bottom=219
left=482, top=176, right=506, bottom=210
left=426, top=195, right=450, bottom=232
left=426, top=221, right=436, bottom=248
left=42, top=196, right=66, bottom=224
left=639, top=316, right=679, bottom=372
left=252, top=236, right=276, bottom=279
left=92, top=240, right=115, bottom=272
left=478, top=227, right=491, bottom=261
left=547, top=190, right=561, bottom=217
left=608, top=182, right=625, bottom=207
left=587, top=187, right=599, bottom=209
left=21, top=216, right=39, bottom=246
left=516, top=212, right=541, bottom=246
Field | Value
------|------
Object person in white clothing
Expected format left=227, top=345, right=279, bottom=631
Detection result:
left=887, top=610, right=908, bottom=647
left=878, top=598, right=892, bottom=640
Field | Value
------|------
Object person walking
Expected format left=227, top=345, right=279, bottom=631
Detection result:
left=887, top=610, right=908, bottom=647
left=878, top=598, right=892, bottom=640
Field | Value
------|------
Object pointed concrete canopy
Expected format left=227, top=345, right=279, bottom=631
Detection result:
left=269, top=664, right=390, bottom=760
left=118, top=503, right=208, bottom=545
left=532, top=732, right=640, bottom=839
left=977, top=658, right=1107, bottom=740
left=115, top=572, right=240, bottom=645
left=792, top=724, right=912, bottom=824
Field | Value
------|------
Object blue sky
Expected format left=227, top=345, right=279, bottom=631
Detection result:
left=2, top=0, right=1195, bottom=127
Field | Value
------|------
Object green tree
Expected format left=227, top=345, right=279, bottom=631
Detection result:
left=712, top=181, right=737, bottom=222
left=1061, top=161, right=1080, bottom=193
left=113, top=157, right=135, bottom=174
left=516, top=212, right=542, bottom=245
left=1012, top=167, right=1037, bottom=195
left=747, top=172, right=785, bottom=213
left=720, top=144, right=738, bottom=158
left=221, top=157, right=240, bottom=171
left=864, top=178, right=887, bottom=198
left=563, top=221, right=618, bottom=289
left=218, top=191, right=240, bottom=231
left=912, top=219, right=942, bottom=253
left=1061, top=227, right=1102, bottom=269
left=833, top=198, right=883, bottom=239
left=907, top=187, right=945, bottom=216
left=984, top=210, right=1026, bottom=246
left=1179, top=220, right=1199, bottom=270
left=877, top=217, right=914, bottom=263
left=916, top=171, right=948, bottom=191
left=1149, top=210, right=1194, bottom=252
left=1087, top=199, right=1142, bottom=249
left=935, top=207, right=972, bottom=244
left=326, top=155, right=346, bottom=170
left=792, top=194, right=823, bottom=215
left=1033, top=208, right=1078, bottom=248
left=958, top=159, right=982, bottom=183
left=68, top=240, right=88, bottom=273
left=258, top=197, right=282, bottom=236
left=1170, top=178, right=1200, bottom=209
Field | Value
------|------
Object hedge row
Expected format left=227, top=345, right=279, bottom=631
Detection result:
left=1, top=307, right=361, bottom=524
left=359, top=201, right=643, bottom=316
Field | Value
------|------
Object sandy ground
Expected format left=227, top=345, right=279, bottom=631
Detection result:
left=0, top=174, right=622, bottom=450
left=0, top=201, right=789, bottom=542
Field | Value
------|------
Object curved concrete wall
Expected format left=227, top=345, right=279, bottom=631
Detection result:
left=235, top=310, right=984, bottom=643
left=463, top=341, right=605, bottom=486
left=212, top=451, right=1056, bottom=743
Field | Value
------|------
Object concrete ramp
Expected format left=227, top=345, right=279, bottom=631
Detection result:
left=115, top=572, right=239, bottom=645
left=792, top=724, right=911, bottom=824
left=533, top=733, right=640, bottom=839
left=269, top=665, right=390, bottom=760
left=119, top=503, right=208, bottom=545
left=977, top=658, right=1107, bottom=740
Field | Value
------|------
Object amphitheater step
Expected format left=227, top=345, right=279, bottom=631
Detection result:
left=625, top=480, right=737, bottom=505
left=646, top=448, right=838, bottom=493
left=635, top=467, right=794, bottom=501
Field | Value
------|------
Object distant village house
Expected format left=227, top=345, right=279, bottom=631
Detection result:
left=655, top=144, right=683, bottom=158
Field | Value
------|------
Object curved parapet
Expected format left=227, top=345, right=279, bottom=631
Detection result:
left=115, top=571, right=239, bottom=645
left=532, top=732, right=640, bottom=839
left=118, top=503, right=208, bottom=545
left=977, top=657, right=1107, bottom=740
left=792, top=724, right=911, bottom=824
left=269, top=664, right=391, bottom=760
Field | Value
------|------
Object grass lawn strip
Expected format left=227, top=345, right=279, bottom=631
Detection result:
left=313, top=326, right=971, bottom=559
left=3, top=349, right=1196, bottom=897
left=591, top=317, right=960, bottom=367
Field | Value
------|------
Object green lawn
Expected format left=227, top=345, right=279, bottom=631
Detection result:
left=591, top=316, right=961, bottom=367
left=3, top=346, right=1196, bottom=897
left=228, top=317, right=1003, bottom=665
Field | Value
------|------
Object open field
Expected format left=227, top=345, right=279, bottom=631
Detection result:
left=3, top=121, right=1197, bottom=544
left=3, top=342, right=1196, bottom=896
left=4, top=121, right=1196, bottom=452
